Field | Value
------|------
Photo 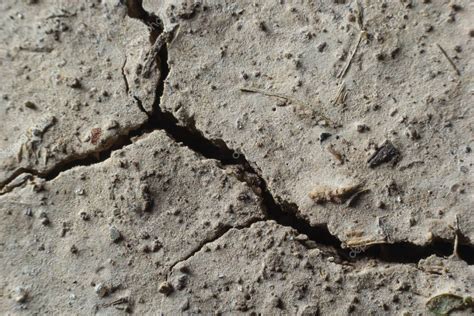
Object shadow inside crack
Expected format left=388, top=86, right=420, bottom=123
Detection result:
left=144, top=39, right=474, bottom=265
left=369, top=241, right=462, bottom=263
left=5, top=0, right=470, bottom=266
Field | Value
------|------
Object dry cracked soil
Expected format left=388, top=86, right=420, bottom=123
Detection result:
left=0, top=0, right=473, bottom=315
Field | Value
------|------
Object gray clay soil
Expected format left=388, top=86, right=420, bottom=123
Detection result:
left=0, top=0, right=473, bottom=315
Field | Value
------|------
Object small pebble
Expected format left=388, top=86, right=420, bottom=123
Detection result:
left=375, top=52, right=386, bottom=61
left=151, top=240, right=162, bottom=252
left=450, top=4, right=462, bottom=11
left=140, top=231, right=150, bottom=239
left=405, top=127, right=420, bottom=140
left=271, top=297, right=283, bottom=308
left=24, top=208, right=33, bottom=216
left=106, top=120, right=119, bottom=130
left=68, top=78, right=82, bottom=89
left=158, top=281, right=174, bottom=295
left=109, top=226, right=122, bottom=243
left=70, top=245, right=78, bottom=254
left=356, top=124, right=370, bottom=133
left=390, top=47, right=401, bottom=59
left=24, top=101, right=37, bottom=109
left=319, top=132, right=332, bottom=143
left=142, top=244, right=151, bottom=253
left=14, top=287, right=28, bottom=303
left=295, top=234, right=308, bottom=241
left=176, top=275, right=187, bottom=290
left=317, top=42, right=327, bottom=52
left=94, top=283, right=109, bottom=298
left=79, top=211, right=90, bottom=221
left=257, top=21, right=267, bottom=32
left=39, top=212, right=50, bottom=226
left=180, top=298, right=190, bottom=311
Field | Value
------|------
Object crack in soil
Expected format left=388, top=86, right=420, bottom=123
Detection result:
left=121, top=56, right=130, bottom=95
left=0, top=133, right=136, bottom=194
left=145, top=101, right=474, bottom=264
left=133, top=95, right=151, bottom=118
left=0, top=0, right=165, bottom=194
left=2, top=0, right=472, bottom=265
left=131, top=6, right=473, bottom=264
left=167, top=218, right=264, bottom=276
left=124, top=0, right=163, bottom=43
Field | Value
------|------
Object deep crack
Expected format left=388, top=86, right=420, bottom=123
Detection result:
left=0, top=0, right=167, bottom=193
left=0, top=133, right=136, bottom=193
left=2, top=0, right=472, bottom=266
left=144, top=104, right=474, bottom=264
left=124, top=0, right=163, bottom=43
left=135, top=13, right=474, bottom=263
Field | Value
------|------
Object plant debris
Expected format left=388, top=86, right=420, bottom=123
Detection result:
left=309, top=183, right=363, bottom=204
left=337, top=31, right=366, bottom=79
left=367, top=140, right=400, bottom=167
left=346, top=189, right=370, bottom=207
left=240, top=86, right=334, bottom=125
left=426, top=293, right=473, bottom=315
left=436, top=43, right=461, bottom=76
left=327, top=145, right=344, bottom=164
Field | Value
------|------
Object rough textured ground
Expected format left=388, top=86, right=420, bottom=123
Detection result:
left=0, top=0, right=473, bottom=315
left=159, top=0, right=473, bottom=247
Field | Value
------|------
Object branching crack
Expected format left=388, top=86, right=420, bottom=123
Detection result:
left=0, top=132, right=139, bottom=194
left=133, top=95, right=151, bottom=117
left=133, top=14, right=473, bottom=264
left=0, top=0, right=165, bottom=193
left=2, top=0, right=472, bottom=267
left=167, top=218, right=264, bottom=276
left=144, top=104, right=473, bottom=264
left=150, top=109, right=474, bottom=263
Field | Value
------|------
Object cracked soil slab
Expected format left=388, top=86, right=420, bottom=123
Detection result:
left=0, top=0, right=473, bottom=314
left=156, top=0, right=474, bottom=247
left=164, top=221, right=473, bottom=315
left=0, top=0, right=155, bottom=187
left=0, top=130, right=263, bottom=314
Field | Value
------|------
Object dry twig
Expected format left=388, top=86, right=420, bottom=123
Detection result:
left=436, top=43, right=461, bottom=76
left=337, top=31, right=365, bottom=79
left=240, top=87, right=335, bottom=124
left=332, top=82, right=347, bottom=105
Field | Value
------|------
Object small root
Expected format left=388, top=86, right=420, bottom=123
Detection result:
left=436, top=43, right=461, bottom=76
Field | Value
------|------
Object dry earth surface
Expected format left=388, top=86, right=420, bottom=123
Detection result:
left=0, top=0, right=473, bottom=315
